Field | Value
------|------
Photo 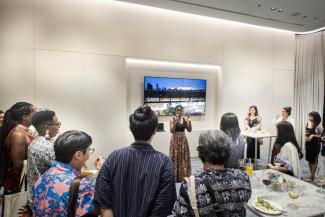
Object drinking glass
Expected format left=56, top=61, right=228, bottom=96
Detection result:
left=245, top=159, right=254, bottom=176
left=287, top=183, right=301, bottom=210
left=238, top=159, right=246, bottom=171
left=316, top=162, right=325, bottom=194
left=261, top=170, right=271, bottom=190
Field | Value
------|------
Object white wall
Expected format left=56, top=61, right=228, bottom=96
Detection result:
left=0, top=0, right=295, bottom=157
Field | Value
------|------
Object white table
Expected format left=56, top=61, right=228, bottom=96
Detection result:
left=241, top=131, right=276, bottom=162
left=248, top=169, right=325, bottom=217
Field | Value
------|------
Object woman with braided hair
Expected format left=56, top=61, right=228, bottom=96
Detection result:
left=0, top=102, right=36, bottom=193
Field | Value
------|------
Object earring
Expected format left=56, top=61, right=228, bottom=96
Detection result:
left=45, top=129, right=50, bottom=140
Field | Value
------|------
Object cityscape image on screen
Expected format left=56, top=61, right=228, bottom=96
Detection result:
left=144, top=76, right=207, bottom=116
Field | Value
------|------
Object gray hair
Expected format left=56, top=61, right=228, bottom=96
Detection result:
left=197, top=130, right=230, bottom=165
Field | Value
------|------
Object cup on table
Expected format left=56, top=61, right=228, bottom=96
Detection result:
left=245, top=159, right=254, bottom=176
left=287, top=183, right=302, bottom=210
left=261, top=170, right=272, bottom=190
left=238, top=159, right=246, bottom=171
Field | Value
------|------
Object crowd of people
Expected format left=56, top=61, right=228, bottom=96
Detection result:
left=0, top=101, right=324, bottom=217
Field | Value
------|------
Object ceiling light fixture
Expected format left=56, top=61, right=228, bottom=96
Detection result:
left=257, top=4, right=262, bottom=7
left=313, top=17, right=318, bottom=20
left=278, top=9, right=283, bottom=12
left=303, top=15, right=308, bottom=18
left=290, top=12, right=300, bottom=16
left=270, top=7, right=277, bottom=11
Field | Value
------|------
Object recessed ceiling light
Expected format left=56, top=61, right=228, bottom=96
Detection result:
left=278, top=9, right=283, bottom=12
left=303, top=15, right=308, bottom=18
left=290, top=12, right=300, bottom=16
left=257, top=4, right=262, bottom=7
left=270, top=7, right=277, bottom=11
left=313, top=17, right=318, bottom=20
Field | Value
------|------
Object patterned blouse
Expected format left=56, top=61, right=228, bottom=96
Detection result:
left=225, top=135, right=246, bottom=168
left=173, top=168, right=251, bottom=217
left=27, top=136, right=55, bottom=205
left=32, top=161, right=95, bottom=217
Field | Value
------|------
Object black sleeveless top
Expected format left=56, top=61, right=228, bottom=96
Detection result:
left=247, top=117, right=258, bottom=128
left=175, top=118, right=187, bottom=132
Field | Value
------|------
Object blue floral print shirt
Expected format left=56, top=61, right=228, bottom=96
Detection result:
left=32, top=161, right=95, bottom=217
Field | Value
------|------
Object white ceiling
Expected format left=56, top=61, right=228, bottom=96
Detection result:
left=117, top=0, right=325, bottom=32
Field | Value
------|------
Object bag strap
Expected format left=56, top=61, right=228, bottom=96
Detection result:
left=19, top=160, right=27, bottom=191
left=67, top=176, right=84, bottom=217
left=185, top=175, right=200, bottom=217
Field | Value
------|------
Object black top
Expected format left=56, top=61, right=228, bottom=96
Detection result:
left=305, top=126, right=316, bottom=136
left=247, top=117, right=259, bottom=128
left=175, top=117, right=187, bottom=132
left=95, top=142, right=177, bottom=217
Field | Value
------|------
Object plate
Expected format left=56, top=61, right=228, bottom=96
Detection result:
left=252, top=198, right=283, bottom=215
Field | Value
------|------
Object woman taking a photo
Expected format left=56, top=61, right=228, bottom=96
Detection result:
left=170, top=105, right=192, bottom=182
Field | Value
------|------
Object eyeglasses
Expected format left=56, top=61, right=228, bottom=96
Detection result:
left=81, top=148, right=95, bottom=155
left=89, top=148, right=95, bottom=154
left=47, top=122, right=62, bottom=127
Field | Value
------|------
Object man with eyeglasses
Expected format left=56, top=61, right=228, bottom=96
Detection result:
left=27, top=110, right=61, bottom=207
left=32, top=130, right=99, bottom=217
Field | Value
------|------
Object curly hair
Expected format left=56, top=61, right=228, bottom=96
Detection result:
left=197, top=130, right=230, bottom=165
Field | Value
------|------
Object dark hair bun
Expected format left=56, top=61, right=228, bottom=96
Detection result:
left=134, top=106, right=153, bottom=121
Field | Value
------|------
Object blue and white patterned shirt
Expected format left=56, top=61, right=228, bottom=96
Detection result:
left=173, top=168, right=251, bottom=217
left=225, top=135, right=246, bottom=168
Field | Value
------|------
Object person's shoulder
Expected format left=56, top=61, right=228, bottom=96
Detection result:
left=227, top=168, right=249, bottom=180
left=152, top=150, right=171, bottom=162
left=108, top=146, right=131, bottom=157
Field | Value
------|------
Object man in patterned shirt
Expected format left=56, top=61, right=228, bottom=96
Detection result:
left=32, top=130, right=96, bottom=217
left=27, top=110, right=60, bottom=205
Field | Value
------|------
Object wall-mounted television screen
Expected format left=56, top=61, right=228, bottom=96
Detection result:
left=144, top=76, right=207, bottom=116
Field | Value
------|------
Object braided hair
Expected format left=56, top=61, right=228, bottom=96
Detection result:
left=0, top=102, right=33, bottom=183
left=0, top=102, right=33, bottom=146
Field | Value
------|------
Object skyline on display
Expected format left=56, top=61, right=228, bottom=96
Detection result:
left=144, top=76, right=207, bottom=116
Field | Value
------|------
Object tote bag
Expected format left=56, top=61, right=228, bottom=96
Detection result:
left=3, top=160, right=27, bottom=217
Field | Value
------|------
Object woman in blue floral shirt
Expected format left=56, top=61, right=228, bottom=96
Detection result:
left=173, top=130, right=251, bottom=217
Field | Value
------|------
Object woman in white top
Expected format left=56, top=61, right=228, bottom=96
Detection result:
left=268, top=121, right=302, bottom=179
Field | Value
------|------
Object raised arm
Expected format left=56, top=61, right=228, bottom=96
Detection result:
left=244, top=117, right=250, bottom=130
left=185, top=116, right=192, bottom=132
left=256, top=116, right=262, bottom=130
left=170, top=118, right=177, bottom=134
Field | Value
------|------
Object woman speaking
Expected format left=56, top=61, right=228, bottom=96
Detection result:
left=169, top=105, right=192, bottom=182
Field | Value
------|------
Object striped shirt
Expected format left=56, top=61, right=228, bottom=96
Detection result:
left=95, top=142, right=177, bottom=217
